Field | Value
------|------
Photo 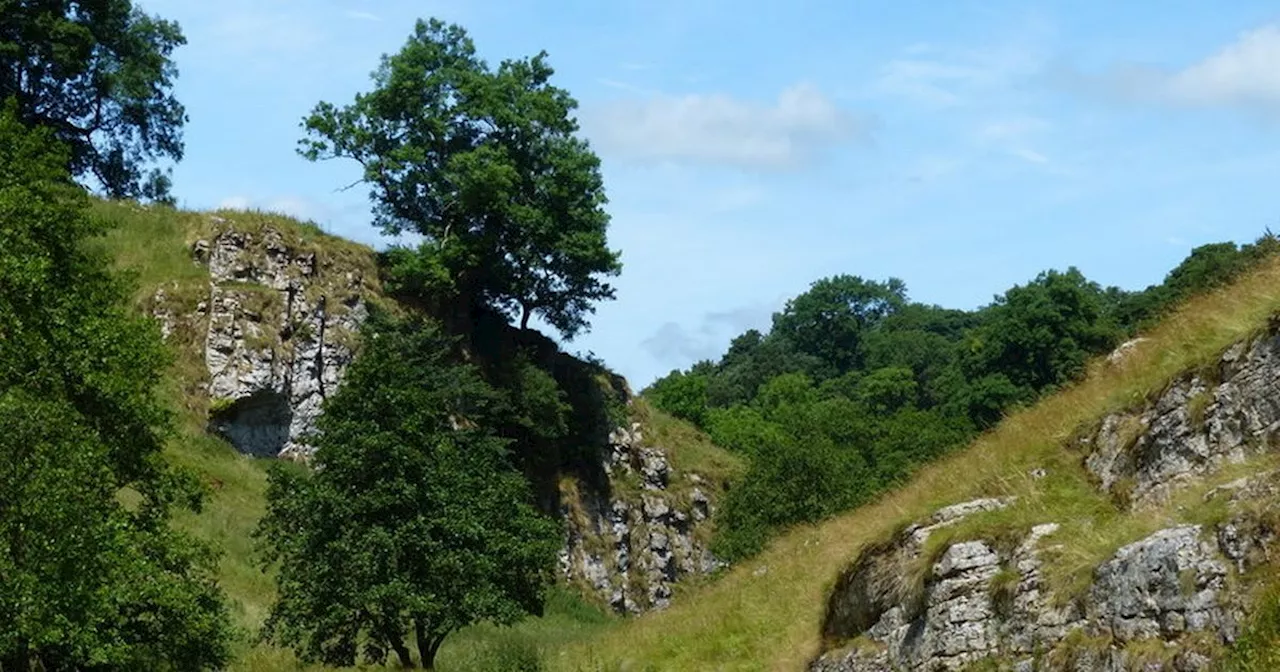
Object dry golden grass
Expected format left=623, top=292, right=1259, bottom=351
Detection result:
left=556, top=253, right=1280, bottom=671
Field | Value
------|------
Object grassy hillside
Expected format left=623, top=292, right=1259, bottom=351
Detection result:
left=91, top=201, right=739, bottom=670
left=554, top=251, right=1280, bottom=670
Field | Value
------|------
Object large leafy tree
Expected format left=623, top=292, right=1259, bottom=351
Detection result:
left=257, top=313, right=560, bottom=669
left=963, top=267, right=1119, bottom=399
left=770, top=275, right=907, bottom=377
left=0, top=1, right=187, bottom=200
left=0, top=104, right=230, bottom=670
left=300, top=18, right=620, bottom=339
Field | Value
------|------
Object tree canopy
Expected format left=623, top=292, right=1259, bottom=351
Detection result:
left=0, top=103, right=230, bottom=671
left=257, top=313, right=560, bottom=669
left=0, top=0, right=187, bottom=200
left=300, top=18, right=620, bottom=339
left=648, top=240, right=1280, bottom=559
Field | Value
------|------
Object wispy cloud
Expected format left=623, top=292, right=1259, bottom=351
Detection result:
left=344, top=10, right=381, bottom=22
left=211, top=11, right=325, bottom=57
left=582, top=83, right=872, bottom=170
left=218, top=195, right=327, bottom=225
left=874, top=42, right=1046, bottom=107
left=640, top=302, right=778, bottom=368
left=1070, top=24, right=1280, bottom=116
left=1009, top=147, right=1049, bottom=164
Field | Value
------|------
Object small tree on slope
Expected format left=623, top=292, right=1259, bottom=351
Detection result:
left=0, top=103, right=232, bottom=670
left=256, top=313, right=560, bottom=669
left=299, top=18, right=621, bottom=340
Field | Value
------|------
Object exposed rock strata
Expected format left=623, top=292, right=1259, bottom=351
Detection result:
left=814, top=497, right=1249, bottom=671
left=1086, top=332, right=1280, bottom=509
left=195, top=227, right=369, bottom=458
left=558, top=422, right=725, bottom=613
left=153, top=218, right=722, bottom=612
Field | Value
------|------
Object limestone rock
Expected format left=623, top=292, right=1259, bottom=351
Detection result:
left=815, top=509, right=1249, bottom=671
left=196, top=227, right=367, bottom=458
left=1086, top=332, right=1280, bottom=508
left=559, top=422, right=723, bottom=613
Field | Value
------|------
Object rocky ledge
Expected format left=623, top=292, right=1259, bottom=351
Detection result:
left=812, top=492, right=1261, bottom=672
left=559, top=422, right=724, bottom=613
left=813, top=329, right=1280, bottom=671
left=193, top=224, right=370, bottom=459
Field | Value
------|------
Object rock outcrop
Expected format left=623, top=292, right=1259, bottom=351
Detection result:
left=193, top=225, right=371, bottom=458
left=814, top=499, right=1248, bottom=671
left=813, top=330, right=1280, bottom=671
left=150, top=216, right=723, bottom=612
left=1086, top=332, right=1280, bottom=509
left=558, top=422, right=725, bottom=613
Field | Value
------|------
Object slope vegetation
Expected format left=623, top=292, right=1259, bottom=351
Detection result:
left=92, top=201, right=736, bottom=670
left=558, top=254, right=1280, bottom=670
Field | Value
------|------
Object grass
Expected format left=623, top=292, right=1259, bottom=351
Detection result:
left=96, top=199, right=1280, bottom=670
left=553, top=250, right=1280, bottom=671
left=89, top=200, right=697, bottom=670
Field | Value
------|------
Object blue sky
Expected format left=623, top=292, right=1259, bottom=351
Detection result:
left=141, top=0, right=1280, bottom=388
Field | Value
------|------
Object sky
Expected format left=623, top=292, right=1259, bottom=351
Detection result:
left=139, top=0, right=1280, bottom=388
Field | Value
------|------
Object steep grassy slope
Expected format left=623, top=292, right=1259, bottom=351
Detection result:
left=556, top=253, right=1280, bottom=671
left=92, top=201, right=738, bottom=670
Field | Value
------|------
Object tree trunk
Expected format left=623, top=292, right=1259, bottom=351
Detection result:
left=3, top=641, right=29, bottom=672
left=390, top=634, right=414, bottom=669
left=414, top=619, right=446, bottom=670
left=520, top=304, right=531, bottom=331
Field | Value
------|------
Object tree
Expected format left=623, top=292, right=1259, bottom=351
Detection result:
left=257, top=313, right=560, bottom=669
left=646, top=369, right=710, bottom=426
left=771, top=275, right=907, bottom=376
left=299, top=18, right=620, bottom=339
left=0, top=104, right=230, bottom=670
left=0, top=2, right=187, bottom=200
left=963, top=268, right=1118, bottom=396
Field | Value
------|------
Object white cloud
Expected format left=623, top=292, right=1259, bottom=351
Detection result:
left=217, top=195, right=325, bottom=224
left=1081, top=24, right=1280, bottom=116
left=344, top=10, right=381, bottom=22
left=218, top=196, right=251, bottom=210
left=874, top=42, right=1046, bottom=107
left=583, top=83, right=870, bottom=170
left=640, top=301, right=778, bottom=367
left=1166, top=25, right=1280, bottom=110
left=1009, top=147, right=1049, bottom=164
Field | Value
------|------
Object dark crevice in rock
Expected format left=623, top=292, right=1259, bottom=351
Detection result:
left=209, top=389, right=293, bottom=458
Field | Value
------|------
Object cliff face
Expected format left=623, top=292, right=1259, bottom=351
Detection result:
left=559, top=422, right=725, bottom=613
left=812, top=330, right=1280, bottom=671
left=148, top=215, right=724, bottom=613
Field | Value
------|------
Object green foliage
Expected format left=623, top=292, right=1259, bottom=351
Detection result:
left=1225, top=582, right=1280, bottom=671
left=962, top=267, right=1120, bottom=405
left=771, top=275, right=907, bottom=376
left=299, top=18, right=620, bottom=339
left=256, top=312, right=560, bottom=669
left=0, top=105, right=231, bottom=670
left=0, top=2, right=187, bottom=200
left=647, top=236, right=1280, bottom=562
left=645, top=369, right=709, bottom=426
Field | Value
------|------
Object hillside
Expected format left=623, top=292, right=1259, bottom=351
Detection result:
left=555, top=253, right=1280, bottom=669
left=86, top=199, right=1280, bottom=671
left=90, top=200, right=742, bottom=670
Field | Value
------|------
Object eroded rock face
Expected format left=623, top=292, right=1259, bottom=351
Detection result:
left=558, top=422, right=724, bottom=613
left=197, top=227, right=369, bottom=458
left=1086, top=333, right=1280, bottom=508
left=813, top=504, right=1248, bottom=672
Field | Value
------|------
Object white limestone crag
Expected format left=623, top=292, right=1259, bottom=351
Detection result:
left=185, top=225, right=370, bottom=458
left=558, top=422, right=725, bottom=613
left=1086, top=332, right=1280, bottom=508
